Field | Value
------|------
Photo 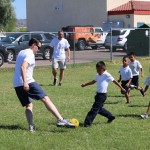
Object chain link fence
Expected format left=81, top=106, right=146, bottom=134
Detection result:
left=1, top=28, right=149, bottom=68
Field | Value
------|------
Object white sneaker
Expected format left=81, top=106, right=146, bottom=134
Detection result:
left=29, top=125, right=36, bottom=132
left=56, top=119, right=75, bottom=128
left=140, top=113, right=148, bottom=119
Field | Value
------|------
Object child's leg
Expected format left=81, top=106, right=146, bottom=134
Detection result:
left=146, top=102, right=150, bottom=114
left=143, top=85, right=149, bottom=96
left=84, top=94, right=106, bottom=127
left=125, top=92, right=130, bottom=103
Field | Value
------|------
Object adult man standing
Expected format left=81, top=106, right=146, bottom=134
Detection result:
left=13, top=38, right=74, bottom=132
left=49, top=30, right=70, bottom=86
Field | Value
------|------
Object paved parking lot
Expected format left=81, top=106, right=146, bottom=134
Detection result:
left=1, top=49, right=126, bottom=68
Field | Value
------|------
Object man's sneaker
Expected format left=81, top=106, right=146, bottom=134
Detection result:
left=56, top=119, right=75, bottom=128
left=140, top=88, right=145, bottom=97
left=29, top=125, right=36, bottom=132
left=107, top=116, right=115, bottom=123
left=140, top=113, right=148, bottom=119
left=53, top=78, right=57, bottom=86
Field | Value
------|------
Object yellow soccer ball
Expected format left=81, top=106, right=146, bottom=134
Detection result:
left=70, top=118, right=79, bottom=127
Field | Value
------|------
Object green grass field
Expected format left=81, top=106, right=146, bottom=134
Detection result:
left=0, top=58, right=150, bottom=150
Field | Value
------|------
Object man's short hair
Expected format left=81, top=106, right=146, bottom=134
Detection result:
left=29, top=38, right=40, bottom=46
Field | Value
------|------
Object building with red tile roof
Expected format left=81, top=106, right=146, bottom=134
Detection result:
left=107, top=1, right=150, bottom=28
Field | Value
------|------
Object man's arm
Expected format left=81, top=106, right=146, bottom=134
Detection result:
left=21, top=61, right=29, bottom=91
left=49, top=47, right=53, bottom=62
left=66, top=48, right=70, bottom=62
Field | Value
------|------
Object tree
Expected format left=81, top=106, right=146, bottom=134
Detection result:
left=0, top=0, right=16, bottom=31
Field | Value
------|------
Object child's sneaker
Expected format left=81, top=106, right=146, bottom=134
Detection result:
left=56, top=119, right=75, bottom=128
left=140, top=113, right=148, bottom=119
left=107, top=116, right=115, bottom=123
left=29, top=125, right=36, bottom=132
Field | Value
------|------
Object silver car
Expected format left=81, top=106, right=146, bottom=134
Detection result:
left=104, top=29, right=132, bottom=51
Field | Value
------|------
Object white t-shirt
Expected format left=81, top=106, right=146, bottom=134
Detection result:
left=13, top=49, right=35, bottom=87
left=129, top=60, right=142, bottom=76
left=50, top=37, right=70, bottom=59
left=119, top=66, right=132, bottom=81
left=94, top=71, right=114, bottom=93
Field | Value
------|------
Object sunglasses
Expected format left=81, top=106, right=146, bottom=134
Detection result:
left=36, top=44, right=41, bottom=50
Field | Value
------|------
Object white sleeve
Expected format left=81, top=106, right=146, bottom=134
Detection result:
left=65, top=40, right=70, bottom=49
left=50, top=39, right=55, bottom=48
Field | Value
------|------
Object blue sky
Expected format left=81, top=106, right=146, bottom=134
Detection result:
left=12, top=0, right=26, bottom=19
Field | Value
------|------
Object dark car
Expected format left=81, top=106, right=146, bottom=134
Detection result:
left=0, top=32, right=54, bottom=63
left=0, top=45, right=8, bottom=67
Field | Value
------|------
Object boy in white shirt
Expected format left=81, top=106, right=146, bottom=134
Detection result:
left=118, top=55, right=133, bottom=103
left=140, top=76, right=150, bottom=119
left=81, top=61, right=125, bottom=127
left=128, top=52, right=144, bottom=96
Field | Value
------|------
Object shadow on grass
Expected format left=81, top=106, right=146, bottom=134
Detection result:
left=128, top=104, right=148, bottom=107
left=39, top=84, right=53, bottom=86
left=0, top=124, right=25, bottom=130
left=116, top=114, right=141, bottom=118
left=108, top=95, right=124, bottom=98
left=105, top=101, right=119, bottom=104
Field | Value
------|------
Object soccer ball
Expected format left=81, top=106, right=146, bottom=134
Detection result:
left=70, top=118, right=79, bottom=127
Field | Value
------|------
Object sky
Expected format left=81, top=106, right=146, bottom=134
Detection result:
left=12, top=0, right=26, bottom=19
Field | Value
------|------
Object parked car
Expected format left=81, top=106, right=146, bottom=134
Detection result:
left=0, top=45, right=8, bottom=67
left=62, top=26, right=107, bottom=50
left=0, top=32, right=54, bottom=62
left=0, top=35, right=6, bottom=41
left=104, top=29, right=133, bottom=51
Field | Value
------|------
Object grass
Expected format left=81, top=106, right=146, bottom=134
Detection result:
left=0, top=58, right=150, bottom=150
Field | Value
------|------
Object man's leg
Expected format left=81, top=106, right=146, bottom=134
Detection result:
left=25, top=103, right=34, bottom=127
left=41, top=96, right=63, bottom=120
left=59, top=69, right=64, bottom=85
left=52, top=68, right=57, bottom=85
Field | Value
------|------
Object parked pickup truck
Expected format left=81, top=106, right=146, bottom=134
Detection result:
left=62, top=26, right=107, bottom=50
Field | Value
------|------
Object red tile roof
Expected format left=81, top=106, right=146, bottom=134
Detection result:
left=108, top=1, right=150, bottom=15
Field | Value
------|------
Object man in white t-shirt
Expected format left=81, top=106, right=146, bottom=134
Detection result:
left=49, top=30, right=70, bottom=86
left=14, top=38, right=74, bottom=131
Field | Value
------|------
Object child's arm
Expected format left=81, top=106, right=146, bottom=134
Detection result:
left=118, top=75, right=121, bottom=82
left=81, top=80, right=96, bottom=87
left=140, top=68, right=144, bottom=78
left=126, top=78, right=132, bottom=87
left=113, top=80, right=126, bottom=93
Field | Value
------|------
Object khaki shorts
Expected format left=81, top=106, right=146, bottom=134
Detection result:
left=52, top=58, right=66, bottom=69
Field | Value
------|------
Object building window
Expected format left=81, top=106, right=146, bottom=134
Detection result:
left=54, top=0, right=63, bottom=11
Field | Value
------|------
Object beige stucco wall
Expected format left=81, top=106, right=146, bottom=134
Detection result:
left=134, top=15, right=150, bottom=27
left=108, top=15, right=134, bottom=28
left=107, top=0, right=129, bottom=10
left=27, top=0, right=107, bottom=32
left=26, top=0, right=150, bottom=31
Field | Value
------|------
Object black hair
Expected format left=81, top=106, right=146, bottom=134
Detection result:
left=96, top=61, right=106, bottom=69
left=123, top=55, right=129, bottom=60
left=128, top=52, right=135, bottom=56
left=28, top=38, right=40, bottom=46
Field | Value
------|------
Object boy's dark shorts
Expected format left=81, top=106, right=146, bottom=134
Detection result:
left=121, top=80, right=130, bottom=94
left=15, top=82, right=47, bottom=107
left=131, top=75, right=139, bottom=88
